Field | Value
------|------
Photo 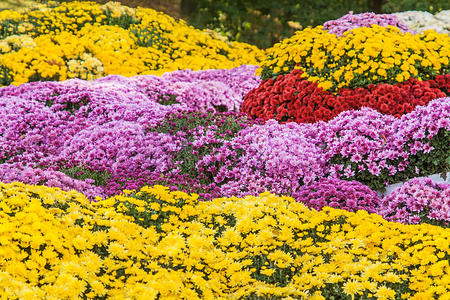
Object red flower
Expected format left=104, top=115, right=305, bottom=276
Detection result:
left=241, top=70, right=450, bottom=124
left=380, top=103, right=389, bottom=113
left=367, top=96, right=377, bottom=107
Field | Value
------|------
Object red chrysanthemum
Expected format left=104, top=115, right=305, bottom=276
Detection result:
left=241, top=71, right=449, bottom=123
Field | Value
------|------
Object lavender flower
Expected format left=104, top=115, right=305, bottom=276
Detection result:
left=323, top=11, right=413, bottom=36
left=198, top=120, right=328, bottom=198
left=0, top=68, right=448, bottom=209
left=318, top=98, right=450, bottom=190
left=0, top=66, right=260, bottom=197
left=0, top=163, right=103, bottom=199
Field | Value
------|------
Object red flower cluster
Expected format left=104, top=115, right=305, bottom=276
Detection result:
left=241, top=69, right=450, bottom=123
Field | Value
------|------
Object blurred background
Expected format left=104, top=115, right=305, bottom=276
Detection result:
left=4, top=0, right=450, bottom=48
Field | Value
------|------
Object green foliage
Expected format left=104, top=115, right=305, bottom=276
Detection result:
left=156, top=94, right=179, bottom=105
left=382, top=0, right=450, bottom=13
left=131, top=26, right=167, bottom=49
left=183, top=0, right=450, bottom=48
left=150, top=111, right=253, bottom=184
left=59, top=165, right=110, bottom=186
left=152, top=110, right=249, bottom=137
left=27, top=72, right=61, bottom=84
left=103, top=7, right=140, bottom=29
left=107, top=189, right=195, bottom=231
left=33, top=92, right=90, bottom=113
left=0, top=19, right=23, bottom=39
left=184, top=0, right=369, bottom=48
left=0, top=66, right=13, bottom=86
left=404, top=128, right=450, bottom=180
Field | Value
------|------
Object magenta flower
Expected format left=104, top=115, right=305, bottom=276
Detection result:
left=381, top=178, right=449, bottom=226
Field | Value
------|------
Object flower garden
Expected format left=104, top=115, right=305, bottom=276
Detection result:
left=0, top=1, right=449, bottom=299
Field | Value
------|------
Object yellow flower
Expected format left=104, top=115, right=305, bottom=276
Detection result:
left=259, top=24, right=449, bottom=90
left=0, top=1, right=264, bottom=86
left=342, top=280, right=362, bottom=298
left=375, top=286, right=396, bottom=300
left=260, top=268, right=275, bottom=276
left=0, top=181, right=449, bottom=298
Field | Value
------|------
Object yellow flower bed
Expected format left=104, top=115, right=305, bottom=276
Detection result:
left=1, top=181, right=448, bottom=299
left=259, top=25, right=450, bottom=91
left=0, top=1, right=264, bottom=86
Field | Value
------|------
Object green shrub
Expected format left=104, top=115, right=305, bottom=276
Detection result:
left=183, top=0, right=450, bottom=48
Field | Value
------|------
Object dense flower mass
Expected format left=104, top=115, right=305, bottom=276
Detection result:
left=320, top=98, right=450, bottom=191
left=1, top=69, right=448, bottom=202
left=381, top=178, right=450, bottom=226
left=259, top=25, right=450, bottom=91
left=323, top=11, right=412, bottom=36
left=0, top=5, right=449, bottom=298
left=242, top=69, right=449, bottom=123
left=0, top=66, right=260, bottom=196
left=207, top=98, right=449, bottom=194
left=199, top=119, right=329, bottom=198
left=294, top=178, right=382, bottom=213
left=0, top=182, right=449, bottom=299
left=0, top=1, right=264, bottom=86
left=394, top=10, right=450, bottom=34
left=0, top=163, right=104, bottom=199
